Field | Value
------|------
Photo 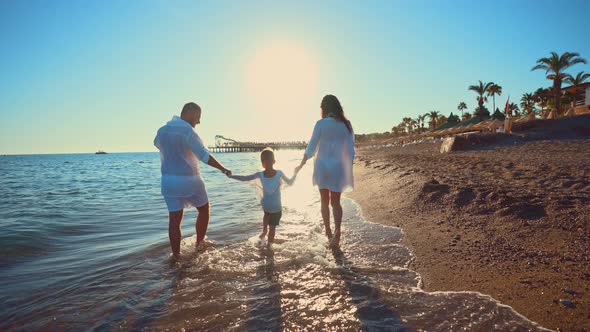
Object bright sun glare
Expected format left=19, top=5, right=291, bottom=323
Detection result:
left=244, top=42, right=319, bottom=117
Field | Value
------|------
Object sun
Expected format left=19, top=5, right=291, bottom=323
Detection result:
left=244, top=41, right=319, bottom=116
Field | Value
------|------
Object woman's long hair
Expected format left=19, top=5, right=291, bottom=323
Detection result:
left=321, top=94, right=352, bottom=133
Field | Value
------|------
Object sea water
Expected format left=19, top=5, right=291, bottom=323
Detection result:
left=0, top=151, right=548, bottom=331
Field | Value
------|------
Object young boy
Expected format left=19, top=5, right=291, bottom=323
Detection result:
left=228, top=148, right=297, bottom=248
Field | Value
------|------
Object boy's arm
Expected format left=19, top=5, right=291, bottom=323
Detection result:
left=280, top=170, right=296, bottom=185
left=229, top=172, right=259, bottom=181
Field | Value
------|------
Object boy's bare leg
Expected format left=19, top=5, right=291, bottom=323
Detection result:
left=260, top=214, right=269, bottom=239
left=195, top=203, right=210, bottom=245
left=330, top=191, right=342, bottom=247
left=267, top=225, right=276, bottom=249
left=169, top=210, right=184, bottom=258
left=319, top=189, right=332, bottom=239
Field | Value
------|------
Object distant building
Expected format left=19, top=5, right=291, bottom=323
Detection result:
left=562, top=82, right=590, bottom=107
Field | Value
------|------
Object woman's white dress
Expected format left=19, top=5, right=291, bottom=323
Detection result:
left=304, top=117, right=355, bottom=192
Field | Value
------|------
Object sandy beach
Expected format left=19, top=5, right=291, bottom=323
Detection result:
left=349, top=134, right=590, bottom=331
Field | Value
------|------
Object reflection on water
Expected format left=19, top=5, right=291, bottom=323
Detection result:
left=0, top=152, right=548, bottom=331
left=149, top=198, right=547, bottom=331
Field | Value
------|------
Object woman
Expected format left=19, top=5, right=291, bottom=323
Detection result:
left=295, top=95, right=355, bottom=247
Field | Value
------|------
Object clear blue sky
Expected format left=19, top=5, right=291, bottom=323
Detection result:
left=1, top=0, right=589, bottom=154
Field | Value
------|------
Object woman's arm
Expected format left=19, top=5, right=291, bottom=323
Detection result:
left=294, top=154, right=308, bottom=173
left=348, top=124, right=355, bottom=160
left=229, top=172, right=259, bottom=181
left=297, top=121, right=321, bottom=171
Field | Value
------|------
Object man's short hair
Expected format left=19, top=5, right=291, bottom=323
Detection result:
left=181, top=102, right=201, bottom=117
left=260, top=148, right=275, bottom=162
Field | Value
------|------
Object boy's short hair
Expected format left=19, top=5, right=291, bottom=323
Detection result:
left=260, top=148, right=274, bottom=162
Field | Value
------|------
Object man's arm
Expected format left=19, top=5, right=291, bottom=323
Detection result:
left=187, top=132, right=231, bottom=176
left=207, top=154, right=232, bottom=176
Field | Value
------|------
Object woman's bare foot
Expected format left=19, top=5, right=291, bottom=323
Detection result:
left=325, top=229, right=333, bottom=240
left=330, top=231, right=341, bottom=248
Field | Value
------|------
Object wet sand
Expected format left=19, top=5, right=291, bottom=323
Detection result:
left=348, top=138, right=590, bottom=331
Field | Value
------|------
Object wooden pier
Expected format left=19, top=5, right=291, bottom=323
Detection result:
left=208, top=135, right=307, bottom=153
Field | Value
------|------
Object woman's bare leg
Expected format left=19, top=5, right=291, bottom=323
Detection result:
left=319, top=189, right=332, bottom=239
left=330, top=191, right=342, bottom=247
left=260, top=214, right=269, bottom=239
left=169, top=210, right=184, bottom=258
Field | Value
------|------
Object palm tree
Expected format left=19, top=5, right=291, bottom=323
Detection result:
left=462, top=113, right=472, bottom=121
left=507, top=103, right=520, bottom=117
left=427, top=111, right=440, bottom=129
left=418, top=114, right=427, bottom=130
left=468, top=80, right=494, bottom=120
left=564, top=71, right=590, bottom=108
left=437, top=115, right=448, bottom=127
left=487, top=83, right=502, bottom=115
left=520, top=93, right=536, bottom=115
left=533, top=87, right=551, bottom=114
left=402, top=117, right=413, bottom=133
left=391, top=124, right=404, bottom=136
left=531, top=52, right=587, bottom=115
left=457, top=102, right=467, bottom=117
left=410, top=119, right=418, bottom=133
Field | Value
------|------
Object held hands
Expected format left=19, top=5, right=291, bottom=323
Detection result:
left=222, top=168, right=232, bottom=177
left=294, top=164, right=303, bottom=174
left=294, top=156, right=307, bottom=174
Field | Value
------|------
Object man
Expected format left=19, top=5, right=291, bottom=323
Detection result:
left=154, top=102, right=231, bottom=258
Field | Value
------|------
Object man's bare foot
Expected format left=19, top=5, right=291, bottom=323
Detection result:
left=196, top=239, right=216, bottom=251
left=170, top=252, right=181, bottom=261
left=259, top=232, right=267, bottom=239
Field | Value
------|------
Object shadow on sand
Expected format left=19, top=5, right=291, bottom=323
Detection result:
left=331, top=247, right=408, bottom=332
left=247, top=249, right=282, bottom=331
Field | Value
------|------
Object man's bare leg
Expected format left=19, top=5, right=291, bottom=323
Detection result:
left=169, top=210, right=184, bottom=258
left=195, top=203, right=210, bottom=245
left=260, top=214, right=269, bottom=239
left=319, top=189, right=332, bottom=239
left=267, top=225, right=276, bottom=249
left=330, top=191, right=342, bottom=247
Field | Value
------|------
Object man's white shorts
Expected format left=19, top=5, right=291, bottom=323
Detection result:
left=161, top=174, right=209, bottom=212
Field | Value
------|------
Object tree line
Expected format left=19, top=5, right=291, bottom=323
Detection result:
left=391, top=52, right=588, bottom=136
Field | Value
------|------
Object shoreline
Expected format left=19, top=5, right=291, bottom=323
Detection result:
left=347, top=139, right=590, bottom=331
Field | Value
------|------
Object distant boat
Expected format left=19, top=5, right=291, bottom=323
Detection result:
left=95, top=150, right=107, bottom=154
